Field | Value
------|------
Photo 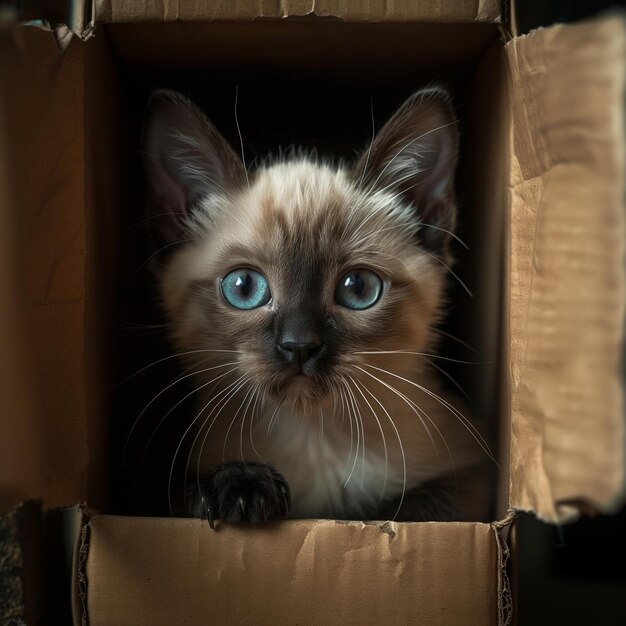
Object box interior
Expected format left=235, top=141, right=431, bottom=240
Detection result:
left=75, top=20, right=509, bottom=519
left=0, top=19, right=509, bottom=521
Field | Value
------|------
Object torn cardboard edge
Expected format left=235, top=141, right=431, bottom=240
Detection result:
left=75, top=512, right=91, bottom=626
left=492, top=511, right=516, bottom=626
left=71, top=506, right=518, bottom=626
left=1, top=502, right=516, bottom=626
left=0, top=501, right=87, bottom=624
left=504, top=14, right=626, bottom=523
left=20, top=19, right=74, bottom=51
left=26, top=0, right=507, bottom=50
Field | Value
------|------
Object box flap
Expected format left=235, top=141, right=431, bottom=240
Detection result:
left=506, top=17, right=626, bottom=522
left=0, top=28, right=90, bottom=509
left=0, top=34, right=44, bottom=512
left=73, top=0, right=501, bottom=38
left=77, top=515, right=502, bottom=625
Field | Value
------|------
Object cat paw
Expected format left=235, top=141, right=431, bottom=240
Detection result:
left=189, top=462, right=291, bottom=528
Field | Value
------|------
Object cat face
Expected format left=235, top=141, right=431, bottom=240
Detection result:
left=144, top=89, right=459, bottom=411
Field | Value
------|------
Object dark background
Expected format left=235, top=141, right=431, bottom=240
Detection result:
left=515, top=3, right=626, bottom=626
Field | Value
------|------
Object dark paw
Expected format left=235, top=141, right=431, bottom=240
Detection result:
left=189, top=462, right=291, bottom=528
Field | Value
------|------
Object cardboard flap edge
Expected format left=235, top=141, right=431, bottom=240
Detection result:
left=67, top=0, right=503, bottom=36
left=505, top=15, right=626, bottom=522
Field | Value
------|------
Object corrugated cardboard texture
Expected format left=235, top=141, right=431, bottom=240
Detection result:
left=81, top=516, right=499, bottom=625
left=0, top=29, right=90, bottom=509
left=89, top=0, right=500, bottom=26
left=506, top=18, right=626, bottom=521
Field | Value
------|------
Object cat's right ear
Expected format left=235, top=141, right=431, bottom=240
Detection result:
left=142, top=90, right=245, bottom=243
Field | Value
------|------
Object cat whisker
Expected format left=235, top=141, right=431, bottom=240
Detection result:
left=420, top=248, right=473, bottom=297
left=112, top=317, right=170, bottom=331
left=122, top=211, right=188, bottom=233
left=354, top=364, right=438, bottom=456
left=115, top=349, right=241, bottom=387
left=356, top=221, right=416, bottom=246
left=122, top=361, right=239, bottom=467
left=430, top=328, right=481, bottom=355
left=368, top=120, right=459, bottom=191
left=186, top=375, right=250, bottom=495
left=356, top=363, right=465, bottom=515
left=355, top=97, right=376, bottom=190
left=338, top=383, right=347, bottom=428
left=418, top=222, right=469, bottom=250
left=337, top=380, right=355, bottom=485
left=427, top=360, right=476, bottom=410
left=349, top=171, right=418, bottom=240
left=354, top=349, right=487, bottom=365
left=330, top=386, right=338, bottom=423
left=381, top=176, right=430, bottom=209
left=318, top=406, right=324, bottom=444
left=249, top=387, right=264, bottom=460
left=350, top=372, right=407, bottom=520
left=362, top=363, right=496, bottom=464
left=234, top=85, right=251, bottom=192
left=354, top=364, right=458, bottom=483
left=357, top=218, right=470, bottom=254
left=349, top=380, right=368, bottom=488
left=133, top=238, right=194, bottom=275
left=139, top=365, right=240, bottom=464
left=375, top=168, right=420, bottom=197
left=182, top=374, right=249, bottom=511
left=171, top=372, right=247, bottom=516
left=347, top=374, right=389, bottom=504
left=238, top=382, right=261, bottom=462
left=266, top=399, right=284, bottom=436
left=339, top=377, right=362, bottom=489
left=219, top=379, right=255, bottom=463
left=350, top=175, right=434, bottom=253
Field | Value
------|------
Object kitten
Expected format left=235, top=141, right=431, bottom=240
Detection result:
left=142, top=87, right=493, bottom=525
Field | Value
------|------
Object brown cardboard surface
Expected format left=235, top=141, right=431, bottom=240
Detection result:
left=87, top=0, right=500, bottom=29
left=506, top=17, right=626, bottom=521
left=80, top=515, right=500, bottom=625
left=0, top=29, right=90, bottom=509
left=0, top=36, right=44, bottom=511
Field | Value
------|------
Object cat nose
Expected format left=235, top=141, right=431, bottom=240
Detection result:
left=278, top=339, right=322, bottom=369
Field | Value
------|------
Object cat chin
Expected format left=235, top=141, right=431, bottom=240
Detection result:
left=271, top=376, right=332, bottom=412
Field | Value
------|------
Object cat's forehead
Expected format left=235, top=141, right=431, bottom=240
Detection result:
left=239, top=161, right=409, bottom=249
left=252, top=161, right=353, bottom=228
left=189, top=159, right=421, bottom=282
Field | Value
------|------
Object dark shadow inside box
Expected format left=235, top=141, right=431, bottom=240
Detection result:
left=92, top=21, right=506, bottom=518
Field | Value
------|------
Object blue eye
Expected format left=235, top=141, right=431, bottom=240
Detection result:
left=335, top=270, right=383, bottom=310
left=221, top=269, right=271, bottom=310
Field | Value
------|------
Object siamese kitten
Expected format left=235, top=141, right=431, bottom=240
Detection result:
left=142, top=87, right=492, bottom=526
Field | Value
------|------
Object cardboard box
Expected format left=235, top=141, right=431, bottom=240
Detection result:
left=1, top=2, right=625, bottom=624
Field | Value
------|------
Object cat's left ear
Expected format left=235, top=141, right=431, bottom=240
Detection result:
left=353, top=88, right=459, bottom=254
left=142, top=90, right=246, bottom=245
